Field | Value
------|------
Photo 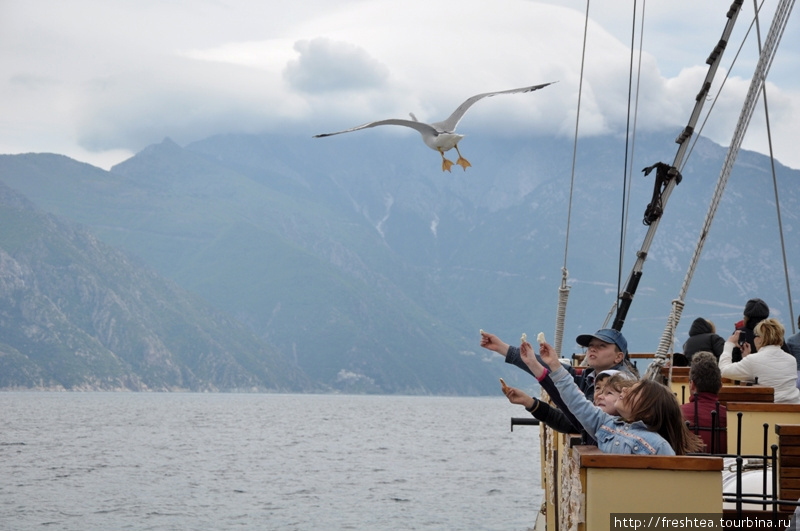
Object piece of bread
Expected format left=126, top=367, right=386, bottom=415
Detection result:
left=500, top=377, right=509, bottom=392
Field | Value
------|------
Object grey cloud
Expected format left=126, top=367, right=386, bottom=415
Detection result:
left=283, top=37, right=389, bottom=93
left=9, top=73, right=60, bottom=90
left=72, top=59, right=281, bottom=152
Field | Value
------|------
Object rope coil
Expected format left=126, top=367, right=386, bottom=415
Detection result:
left=554, top=268, right=570, bottom=357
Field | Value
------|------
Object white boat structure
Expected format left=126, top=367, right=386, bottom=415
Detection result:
left=515, top=1, right=799, bottom=529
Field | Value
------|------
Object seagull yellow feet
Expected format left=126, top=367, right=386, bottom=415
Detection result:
left=455, top=145, right=471, bottom=171
left=438, top=149, right=454, bottom=172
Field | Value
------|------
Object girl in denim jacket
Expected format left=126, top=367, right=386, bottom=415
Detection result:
left=516, top=340, right=701, bottom=455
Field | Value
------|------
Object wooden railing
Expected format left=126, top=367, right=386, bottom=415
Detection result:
left=660, top=366, right=775, bottom=406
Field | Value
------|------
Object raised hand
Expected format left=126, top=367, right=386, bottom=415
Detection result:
left=503, top=385, right=535, bottom=409
left=729, top=330, right=745, bottom=345
left=520, top=341, right=546, bottom=378
left=741, top=340, right=752, bottom=357
left=538, top=341, right=560, bottom=370
left=480, top=330, right=510, bottom=356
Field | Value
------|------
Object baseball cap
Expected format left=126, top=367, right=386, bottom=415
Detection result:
left=576, top=328, right=628, bottom=355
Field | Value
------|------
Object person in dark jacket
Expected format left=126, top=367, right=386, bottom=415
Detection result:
left=680, top=351, right=727, bottom=454
left=683, top=317, right=725, bottom=361
left=731, top=298, right=770, bottom=363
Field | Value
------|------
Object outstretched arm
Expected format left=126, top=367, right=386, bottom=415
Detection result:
left=537, top=341, right=563, bottom=371
left=518, top=340, right=583, bottom=433
left=520, top=341, right=547, bottom=377
left=539, top=341, right=612, bottom=437
left=480, top=331, right=510, bottom=357
left=503, top=384, right=581, bottom=433
left=481, top=331, right=537, bottom=378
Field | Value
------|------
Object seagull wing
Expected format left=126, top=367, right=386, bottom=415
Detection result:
left=313, top=118, right=438, bottom=138
left=431, top=81, right=556, bottom=132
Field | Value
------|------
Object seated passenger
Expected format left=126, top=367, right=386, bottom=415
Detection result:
left=683, top=318, right=725, bottom=361
left=719, top=318, right=800, bottom=404
left=681, top=351, right=727, bottom=454
left=517, top=339, right=701, bottom=455
left=730, top=298, right=770, bottom=362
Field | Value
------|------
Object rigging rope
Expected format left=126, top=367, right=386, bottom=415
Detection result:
left=553, top=0, right=591, bottom=356
left=680, top=2, right=763, bottom=175
left=603, top=0, right=647, bottom=330
left=752, top=0, right=796, bottom=335
left=624, top=1, right=647, bottom=258
left=655, top=0, right=796, bottom=359
left=616, top=0, right=638, bottom=311
left=613, top=1, right=743, bottom=341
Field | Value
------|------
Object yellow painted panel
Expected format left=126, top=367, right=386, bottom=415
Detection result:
left=727, top=410, right=800, bottom=455
left=583, top=468, right=722, bottom=531
left=672, top=382, right=691, bottom=404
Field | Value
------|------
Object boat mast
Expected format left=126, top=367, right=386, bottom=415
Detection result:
left=610, top=0, right=745, bottom=333
left=655, top=0, right=796, bottom=359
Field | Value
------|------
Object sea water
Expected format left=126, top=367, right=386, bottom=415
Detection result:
left=0, top=393, right=542, bottom=531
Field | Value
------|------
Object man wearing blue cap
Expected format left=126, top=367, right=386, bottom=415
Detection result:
left=480, top=328, right=635, bottom=401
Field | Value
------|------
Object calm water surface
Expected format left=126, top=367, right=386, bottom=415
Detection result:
left=1, top=393, right=542, bottom=531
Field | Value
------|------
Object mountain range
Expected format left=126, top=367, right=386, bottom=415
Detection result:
left=0, top=127, right=796, bottom=393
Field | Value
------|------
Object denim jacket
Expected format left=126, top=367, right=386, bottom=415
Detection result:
left=550, top=366, right=675, bottom=456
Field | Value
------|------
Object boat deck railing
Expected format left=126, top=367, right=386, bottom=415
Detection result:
left=507, top=366, right=800, bottom=530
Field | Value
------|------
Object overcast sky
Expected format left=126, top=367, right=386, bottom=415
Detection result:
left=1, top=0, right=798, bottom=170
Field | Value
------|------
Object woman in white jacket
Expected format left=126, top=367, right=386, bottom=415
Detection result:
left=718, top=318, right=800, bottom=404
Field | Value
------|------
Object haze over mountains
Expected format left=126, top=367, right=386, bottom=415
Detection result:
left=0, top=128, right=797, bottom=393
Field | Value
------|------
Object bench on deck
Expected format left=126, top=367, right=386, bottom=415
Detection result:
left=569, top=445, right=723, bottom=531
left=662, top=367, right=775, bottom=406
left=728, top=403, right=800, bottom=456
left=673, top=382, right=774, bottom=407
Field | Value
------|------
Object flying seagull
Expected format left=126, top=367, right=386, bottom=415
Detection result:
left=313, top=82, right=555, bottom=172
